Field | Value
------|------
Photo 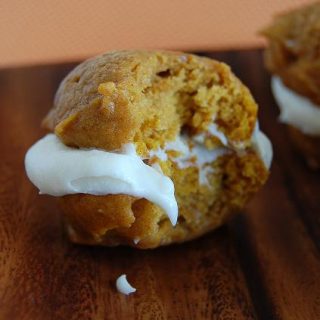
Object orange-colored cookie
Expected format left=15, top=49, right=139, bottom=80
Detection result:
left=40, top=50, right=271, bottom=248
left=262, top=3, right=320, bottom=169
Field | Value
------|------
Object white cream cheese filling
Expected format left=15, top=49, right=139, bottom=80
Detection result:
left=149, top=135, right=228, bottom=186
left=271, top=76, right=320, bottom=135
left=207, top=123, right=228, bottom=146
left=193, top=122, right=228, bottom=146
left=25, top=134, right=178, bottom=225
left=149, top=121, right=272, bottom=184
left=252, top=122, right=273, bottom=169
left=116, top=274, right=136, bottom=295
left=25, top=118, right=272, bottom=228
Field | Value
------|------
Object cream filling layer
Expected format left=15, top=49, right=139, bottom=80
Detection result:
left=25, top=122, right=272, bottom=227
left=150, top=122, right=272, bottom=182
left=149, top=135, right=228, bottom=186
left=271, top=76, right=320, bottom=135
left=25, top=134, right=178, bottom=225
left=252, top=122, right=273, bottom=169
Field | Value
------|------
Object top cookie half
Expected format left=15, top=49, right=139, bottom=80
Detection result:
left=43, top=50, right=258, bottom=155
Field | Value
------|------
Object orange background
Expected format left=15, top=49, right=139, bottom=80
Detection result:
left=0, top=0, right=312, bottom=67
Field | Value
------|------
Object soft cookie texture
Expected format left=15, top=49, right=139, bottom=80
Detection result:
left=43, top=51, right=269, bottom=248
left=261, top=3, right=320, bottom=169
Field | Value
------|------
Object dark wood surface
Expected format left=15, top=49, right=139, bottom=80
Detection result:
left=0, top=49, right=320, bottom=320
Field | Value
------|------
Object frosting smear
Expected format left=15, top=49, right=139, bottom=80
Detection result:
left=25, top=134, right=178, bottom=225
left=271, top=76, right=320, bottom=135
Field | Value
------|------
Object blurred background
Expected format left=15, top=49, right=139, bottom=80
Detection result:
left=0, top=0, right=312, bottom=67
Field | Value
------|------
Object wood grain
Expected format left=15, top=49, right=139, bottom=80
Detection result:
left=0, top=50, right=319, bottom=319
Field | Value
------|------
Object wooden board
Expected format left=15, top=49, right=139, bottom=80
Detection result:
left=0, top=50, right=319, bottom=320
